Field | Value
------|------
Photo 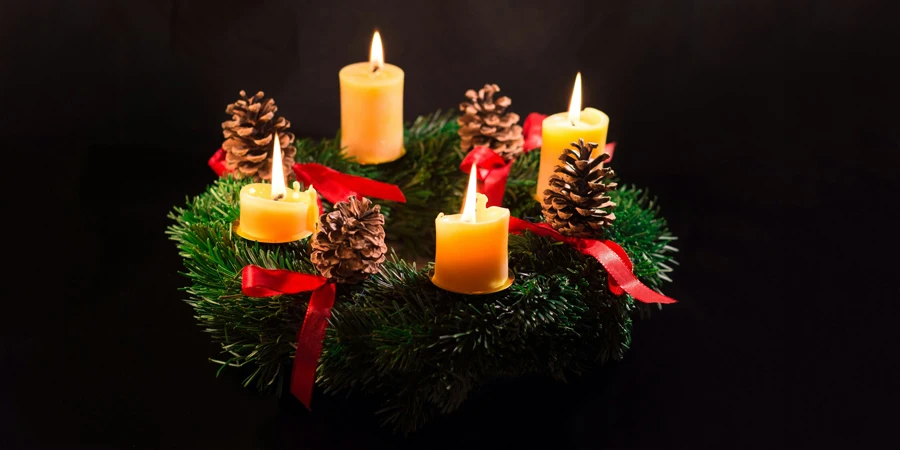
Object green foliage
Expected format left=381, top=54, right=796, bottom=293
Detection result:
left=167, top=110, right=678, bottom=433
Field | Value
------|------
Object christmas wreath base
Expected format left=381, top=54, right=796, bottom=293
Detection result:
left=168, top=109, right=677, bottom=433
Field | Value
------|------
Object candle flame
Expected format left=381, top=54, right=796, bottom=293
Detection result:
left=568, top=72, right=582, bottom=125
left=460, top=163, right=478, bottom=223
left=270, top=133, right=287, bottom=199
left=370, top=31, right=384, bottom=73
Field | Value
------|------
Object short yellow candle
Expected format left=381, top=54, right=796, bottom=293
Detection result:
left=432, top=166, right=511, bottom=294
left=237, top=134, right=319, bottom=243
left=536, top=73, right=610, bottom=200
left=339, top=31, right=405, bottom=165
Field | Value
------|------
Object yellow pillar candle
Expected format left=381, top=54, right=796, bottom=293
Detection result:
left=536, top=73, right=610, bottom=200
left=236, top=134, right=319, bottom=243
left=432, top=166, right=511, bottom=294
left=339, top=31, right=405, bottom=165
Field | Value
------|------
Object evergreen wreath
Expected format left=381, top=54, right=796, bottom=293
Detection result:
left=168, top=108, right=678, bottom=433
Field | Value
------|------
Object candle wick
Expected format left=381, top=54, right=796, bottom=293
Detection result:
left=273, top=194, right=284, bottom=201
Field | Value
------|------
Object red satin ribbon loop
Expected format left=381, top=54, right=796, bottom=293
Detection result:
left=462, top=146, right=508, bottom=179
left=208, top=149, right=406, bottom=205
left=209, top=148, right=230, bottom=177
left=590, top=239, right=631, bottom=296
left=461, top=146, right=512, bottom=207
left=293, top=163, right=406, bottom=205
left=604, top=142, right=616, bottom=162
left=241, top=265, right=335, bottom=409
left=291, top=282, right=335, bottom=408
left=508, top=217, right=676, bottom=304
left=523, top=113, right=547, bottom=153
left=242, top=266, right=327, bottom=297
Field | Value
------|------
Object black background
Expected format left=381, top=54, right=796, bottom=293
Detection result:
left=3, top=1, right=899, bottom=448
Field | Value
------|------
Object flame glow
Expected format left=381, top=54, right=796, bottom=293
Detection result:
left=568, top=72, right=582, bottom=125
left=370, top=31, right=384, bottom=73
left=460, top=163, right=478, bottom=223
left=270, top=133, right=287, bottom=199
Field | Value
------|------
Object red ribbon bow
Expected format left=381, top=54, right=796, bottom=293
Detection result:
left=208, top=149, right=406, bottom=206
left=509, top=217, right=676, bottom=304
left=209, top=148, right=229, bottom=177
left=293, top=163, right=406, bottom=205
left=460, top=146, right=512, bottom=207
left=523, top=113, right=547, bottom=153
left=241, top=265, right=336, bottom=409
left=520, top=114, right=617, bottom=161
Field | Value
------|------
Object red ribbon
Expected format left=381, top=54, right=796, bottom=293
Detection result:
left=520, top=113, right=617, bottom=161
left=208, top=149, right=405, bottom=206
left=603, top=142, right=617, bottom=162
left=209, top=148, right=230, bottom=177
left=523, top=113, right=547, bottom=153
left=460, top=147, right=512, bottom=207
left=293, top=163, right=406, bottom=205
left=241, top=265, right=336, bottom=409
left=509, top=217, right=676, bottom=304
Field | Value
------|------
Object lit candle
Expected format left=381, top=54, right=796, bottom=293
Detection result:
left=535, top=72, right=610, bottom=200
left=236, top=134, right=319, bottom=243
left=339, top=31, right=405, bottom=165
left=432, top=165, right=512, bottom=294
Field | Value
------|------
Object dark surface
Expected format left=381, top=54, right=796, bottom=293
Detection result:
left=3, top=1, right=899, bottom=448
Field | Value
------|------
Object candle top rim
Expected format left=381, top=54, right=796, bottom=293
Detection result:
left=543, top=107, right=608, bottom=128
left=339, top=62, right=404, bottom=82
left=241, top=183, right=315, bottom=204
left=436, top=206, right=509, bottom=224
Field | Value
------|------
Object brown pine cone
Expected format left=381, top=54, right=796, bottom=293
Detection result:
left=457, top=84, right=524, bottom=161
left=542, top=139, right=617, bottom=237
left=310, top=196, right=387, bottom=284
left=222, top=90, right=296, bottom=181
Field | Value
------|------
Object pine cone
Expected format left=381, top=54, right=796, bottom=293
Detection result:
left=458, top=84, right=524, bottom=161
left=542, top=139, right=617, bottom=237
left=222, top=90, right=296, bottom=181
left=311, top=197, right=387, bottom=284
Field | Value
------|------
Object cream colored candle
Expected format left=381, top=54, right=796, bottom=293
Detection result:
left=432, top=166, right=511, bottom=294
left=237, top=134, right=319, bottom=243
left=536, top=73, right=609, bottom=200
left=339, top=31, right=405, bottom=165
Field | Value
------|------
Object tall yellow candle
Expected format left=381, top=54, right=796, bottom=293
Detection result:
left=236, top=134, right=319, bottom=243
left=536, top=73, right=609, bottom=200
left=432, top=166, right=511, bottom=294
left=339, top=31, right=405, bottom=165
